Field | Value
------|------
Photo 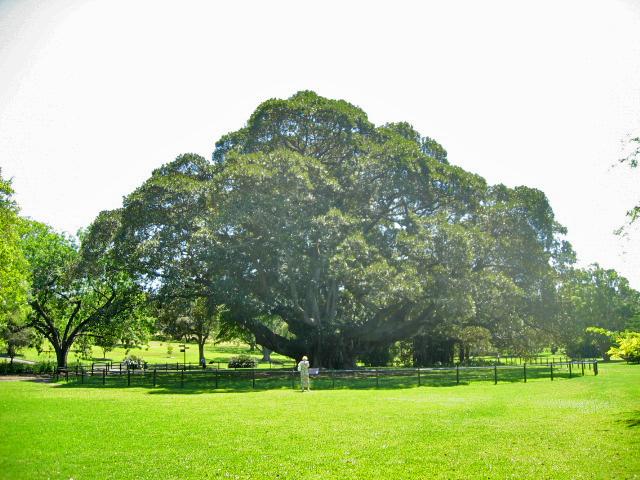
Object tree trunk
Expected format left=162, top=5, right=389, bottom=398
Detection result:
left=260, top=345, right=272, bottom=362
left=55, top=346, right=69, bottom=369
left=312, top=337, right=357, bottom=369
left=198, top=340, right=205, bottom=363
left=413, top=335, right=455, bottom=367
left=458, top=342, right=466, bottom=364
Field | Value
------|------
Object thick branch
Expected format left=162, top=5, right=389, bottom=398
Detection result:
left=241, top=317, right=306, bottom=360
left=61, top=300, right=82, bottom=343
left=66, top=291, right=118, bottom=346
left=29, top=300, right=60, bottom=347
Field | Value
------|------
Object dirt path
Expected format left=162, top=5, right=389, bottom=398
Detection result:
left=0, top=375, right=52, bottom=382
left=0, top=356, right=37, bottom=365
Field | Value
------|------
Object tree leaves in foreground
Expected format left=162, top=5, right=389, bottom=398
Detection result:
left=0, top=171, right=30, bottom=328
left=619, top=136, right=640, bottom=224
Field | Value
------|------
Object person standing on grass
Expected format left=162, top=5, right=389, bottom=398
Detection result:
left=298, top=355, right=310, bottom=391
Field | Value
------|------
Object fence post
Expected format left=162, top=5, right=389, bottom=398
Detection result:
left=550, top=362, right=554, bottom=381
left=456, top=364, right=460, bottom=385
left=252, top=369, right=256, bottom=389
left=581, top=362, right=585, bottom=376
left=291, top=370, right=295, bottom=390
left=494, top=365, right=498, bottom=385
left=594, top=361, right=598, bottom=376
left=331, top=370, right=335, bottom=389
left=65, top=369, right=68, bottom=382
left=376, top=369, right=379, bottom=388
left=181, top=367, right=184, bottom=388
left=91, top=363, right=94, bottom=376
left=215, top=368, right=219, bottom=389
left=153, top=368, right=157, bottom=388
left=569, top=363, right=572, bottom=378
left=523, top=363, right=527, bottom=383
left=127, top=368, right=131, bottom=387
left=102, top=367, right=106, bottom=385
left=81, top=367, right=84, bottom=384
left=417, top=368, right=420, bottom=387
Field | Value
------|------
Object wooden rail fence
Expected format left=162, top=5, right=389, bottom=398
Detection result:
left=54, top=360, right=599, bottom=390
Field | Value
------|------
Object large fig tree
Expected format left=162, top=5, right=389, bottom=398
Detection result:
left=110, top=92, right=570, bottom=367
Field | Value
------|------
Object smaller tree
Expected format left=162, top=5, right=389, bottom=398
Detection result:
left=93, top=330, right=119, bottom=360
left=0, top=320, right=33, bottom=363
left=457, top=326, right=493, bottom=362
left=23, top=220, right=147, bottom=368
left=558, top=266, right=640, bottom=357
left=157, top=298, right=220, bottom=364
left=72, top=334, right=93, bottom=362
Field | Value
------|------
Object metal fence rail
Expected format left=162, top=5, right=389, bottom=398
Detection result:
left=54, top=360, right=599, bottom=390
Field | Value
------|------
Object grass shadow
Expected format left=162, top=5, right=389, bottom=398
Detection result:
left=48, top=365, right=592, bottom=394
left=618, top=410, right=640, bottom=428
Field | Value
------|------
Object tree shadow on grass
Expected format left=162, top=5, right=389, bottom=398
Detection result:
left=618, top=410, right=640, bottom=428
left=47, top=367, right=586, bottom=394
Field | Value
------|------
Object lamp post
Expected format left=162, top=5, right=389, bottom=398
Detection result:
left=179, top=344, right=189, bottom=366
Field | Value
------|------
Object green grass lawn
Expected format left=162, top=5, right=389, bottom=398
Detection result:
left=1, top=362, right=638, bottom=479
left=8, top=340, right=295, bottom=368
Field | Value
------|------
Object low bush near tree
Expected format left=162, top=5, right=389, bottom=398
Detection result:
left=609, top=331, right=640, bottom=363
left=227, top=354, right=257, bottom=368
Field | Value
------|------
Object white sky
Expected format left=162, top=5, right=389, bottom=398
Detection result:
left=1, top=0, right=639, bottom=288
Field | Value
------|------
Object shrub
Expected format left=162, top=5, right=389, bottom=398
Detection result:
left=459, top=358, right=499, bottom=367
left=228, top=354, right=257, bottom=368
left=608, top=332, right=640, bottom=363
left=0, top=362, right=27, bottom=374
left=123, top=355, right=145, bottom=370
left=32, top=361, right=56, bottom=374
left=0, top=361, right=56, bottom=375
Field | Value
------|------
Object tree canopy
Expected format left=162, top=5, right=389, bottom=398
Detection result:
left=109, top=91, right=577, bottom=367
